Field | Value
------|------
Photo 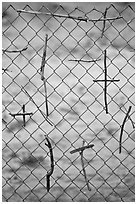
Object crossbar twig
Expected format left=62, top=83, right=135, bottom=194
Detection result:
left=89, top=16, right=123, bottom=22
left=93, top=79, right=120, bottom=82
left=45, top=137, right=54, bottom=192
left=70, top=144, right=94, bottom=154
left=16, top=9, right=122, bottom=22
left=40, top=34, right=49, bottom=116
left=119, top=106, right=132, bottom=154
left=16, top=9, right=88, bottom=22
left=21, top=86, right=53, bottom=126
left=9, top=112, right=33, bottom=116
left=68, top=59, right=101, bottom=63
left=2, top=47, right=28, bottom=53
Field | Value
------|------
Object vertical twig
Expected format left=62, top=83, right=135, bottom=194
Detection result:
left=22, top=104, right=26, bottom=127
left=40, top=34, right=48, bottom=80
left=104, top=49, right=108, bottom=114
left=70, top=143, right=94, bottom=191
left=43, top=80, right=49, bottom=116
left=101, top=8, right=108, bottom=38
left=80, top=141, right=91, bottom=191
left=119, top=106, right=132, bottom=154
left=40, top=34, right=49, bottom=116
left=45, top=136, right=54, bottom=192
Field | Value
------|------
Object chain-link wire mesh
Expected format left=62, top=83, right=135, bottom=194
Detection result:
left=2, top=2, right=135, bottom=202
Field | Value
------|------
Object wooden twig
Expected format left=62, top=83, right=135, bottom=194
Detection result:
left=2, top=47, right=28, bottom=53
left=93, top=50, right=120, bottom=113
left=68, top=59, right=101, bottom=63
left=45, top=137, right=54, bottom=192
left=9, top=112, right=32, bottom=116
left=104, top=49, right=108, bottom=114
left=22, top=104, right=26, bottom=126
left=93, top=79, right=120, bottom=82
left=122, top=106, right=135, bottom=129
left=9, top=104, right=33, bottom=127
left=40, top=35, right=48, bottom=80
left=16, top=9, right=122, bottom=22
left=70, top=144, right=94, bottom=154
left=40, top=34, right=49, bottom=116
left=101, top=8, right=108, bottom=38
left=21, top=86, right=53, bottom=126
left=70, top=142, right=94, bottom=191
left=80, top=141, right=91, bottom=191
left=16, top=9, right=88, bottom=22
left=119, top=106, right=132, bottom=154
left=93, top=50, right=120, bottom=114
left=43, top=80, right=49, bottom=116
left=89, top=16, right=123, bottom=22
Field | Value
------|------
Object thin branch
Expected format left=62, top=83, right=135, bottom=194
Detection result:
left=93, top=50, right=119, bottom=114
left=70, top=144, right=94, bottom=154
left=43, top=80, right=49, bottom=116
left=68, top=59, right=101, bottom=63
left=40, top=34, right=48, bottom=80
left=119, top=106, right=132, bottom=154
left=22, top=105, right=26, bottom=127
left=21, top=86, right=53, bottom=126
left=70, top=142, right=94, bottom=190
left=9, top=112, right=33, bottom=117
left=122, top=105, right=135, bottom=129
left=89, top=16, right=123, bottom=22
left=16, top=9, right=88, bottom=22
left=80, top=141, right=91, bottom=191
left=16, top=9, right=122, bottom=22
left=2, top=47, right=28, bottom=53
left=40, top=34, right=49, bottom=116
left=93, top=79, right=120, bottom=82
left=45, top=137, right=54, bottom=192
left=104, top=49, right=108, bottom=114
left=101, top=7, right=108, bottom=38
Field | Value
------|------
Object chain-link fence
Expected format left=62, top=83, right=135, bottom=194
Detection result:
left=2, top=2, right=135, bottom=202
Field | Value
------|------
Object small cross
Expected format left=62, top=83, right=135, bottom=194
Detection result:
left=9, top=104, right=33, bottom=127
left=93, top=50, right=120, bottom=114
